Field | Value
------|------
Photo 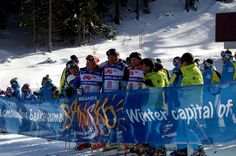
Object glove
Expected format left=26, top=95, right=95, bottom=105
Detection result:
left=33, top=91, right=39, bottom=96
left=77, top=87, right=84, bottom=95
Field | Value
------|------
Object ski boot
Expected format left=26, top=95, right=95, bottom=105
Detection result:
left=191, top=145, right=206, bottom=156
left=74, top=143, right=91, bottom=150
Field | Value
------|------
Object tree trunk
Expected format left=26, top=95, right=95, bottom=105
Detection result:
left=143, top=0, right=150, bottom=14
left=115, top=0, right=120, bottom=24
left=185, top=0, right=190, bottom=12
left=33, top=0, right=36, bottom=52
left=136, top=0, right=140, bottom=20
left=48, top=0, right=52, bottom=52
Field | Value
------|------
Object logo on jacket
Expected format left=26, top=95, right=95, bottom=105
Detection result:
left=105, top=69, right=113, bottom=74
left=83, top=75, right=92, bottom=80
left=130, top=71, right=134, bottom=76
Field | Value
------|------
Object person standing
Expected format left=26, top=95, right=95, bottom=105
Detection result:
left=202, top=59, right=221, bottom=84
left=127, top=52, right=145, bottom=90
left=141, top=58, right=167, bottom=155
left=59, top=55, right=80, bottom=95
left=220, top=50, right=236, bottom=82
left=103, top=49, right=129, bottom=92
left=10, top=78, right=20, bottom=98
left=73, top=55, right=104, bottom=150
left=102, top=49, right=129, bottom=151
left=171, top=52, right=205, bottom=156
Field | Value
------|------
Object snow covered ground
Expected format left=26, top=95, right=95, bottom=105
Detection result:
left=0, top=0, right=236, bottom=155
left=1, top=133, right=236, bottom=156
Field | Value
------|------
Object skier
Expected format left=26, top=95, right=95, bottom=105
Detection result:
left=63, top=60, right=79, bottom=97
left=73, top=55, right=104, bottom=150
left=102, top=49, right=129, bottom=151
left=202, top=59, right=221, bottom=84
left=103, top=48, right=129, bottom=92
left=170, top=52, right=205, bottom=156
left=154, top=58, right=169, bottom=87
left=185, top=0, right=198, bottom=12
left=127, top=52, right=145, bottom=90
left=10, top=78, right=20, bottom=98
left=21, top=83, right=36, bottom=101
left=220, top=50, right=236, bottom=127
left=220, top=50, right=236, bottom=82
left=141, top=58, right=167, bottom=156
left=169, top=56, right=182, bottom=86
left=126, top=52, right=146, bottom=153
left=59, top=55, right=80, bottom=96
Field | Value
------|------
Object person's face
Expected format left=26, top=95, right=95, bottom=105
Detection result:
left=69, top=66, right=78, bottom=75
left=131, top=57, right=141, bottom=67
left=221, top=56, right=227, bottom=62
left=142, top=64, right=151, bottom=74
left=86, top=59, right=97, bottom=70
left=180, top=60, right=188, bottom=67
left=108, top=55, right=119, bottom=64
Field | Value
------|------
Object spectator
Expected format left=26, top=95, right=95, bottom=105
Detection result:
left=21, top=83, right=36, bottom=101
left=220, top=50, right=236, bottom=82
left=10, top=78, right=20, bottom=98
left=59, top=55, right=80, bottom=95
left=202, top=59, right=221, bottom=84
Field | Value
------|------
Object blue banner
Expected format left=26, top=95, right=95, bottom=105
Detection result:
left=1, top=81, right=236, bottom=145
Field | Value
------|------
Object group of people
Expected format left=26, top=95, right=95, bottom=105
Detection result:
left=1, top=48, right=236, bottom=155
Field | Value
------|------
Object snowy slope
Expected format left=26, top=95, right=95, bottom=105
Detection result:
left=0, top=0, right=236, bottom=155
left=1, top=0, right=235, bottom=90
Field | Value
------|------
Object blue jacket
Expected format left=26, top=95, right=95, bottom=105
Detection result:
left=21, top=91, right=36, bottom=101
left=39, top=82, right=54, bottom=100
left=170, top=65, right=182, bottom=87
left=221, top=60, right=235, bottom=82
left=11, top=82, right=20, bottom=98
left=203, top=67, right=220, bottom=84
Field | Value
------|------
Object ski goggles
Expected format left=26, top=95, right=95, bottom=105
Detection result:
left=203, top=61, right=212, bottom=68
left=67, top=62, right=77, bottom=69
left=221, top=51, right=232, bottom=59
left=173, top=57, right=181, bottom=64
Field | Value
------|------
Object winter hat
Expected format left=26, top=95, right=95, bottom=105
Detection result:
left=86, top=55, right=100, bottom=63
left=70, top=55, right=79, bottom=63
left=173, top=56, right=181, bottom=64
left=141, top=58, right=154, bottom=70
left=10, top=78, right=18, bottom=85
left=5, top=87, right=13, bottom=96
left=204, top=59, right=213, bottom=68
left=155, top=58, right=162, bottom=65
left=221, top=50, right=232, bottom=60
left=21, top=83, right=31, bottom=93
left=129, top=52, right=142, bottom=61
left=181, top=52, right=194, bottom=64
left=42, top=75, right=52, bottom=84
left=66, top=60, right=77, bottom=69
left=106, top=48, right=119, bottom=56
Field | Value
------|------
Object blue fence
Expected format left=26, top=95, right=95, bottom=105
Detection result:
left=1, top=81, right=236, bottom=145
